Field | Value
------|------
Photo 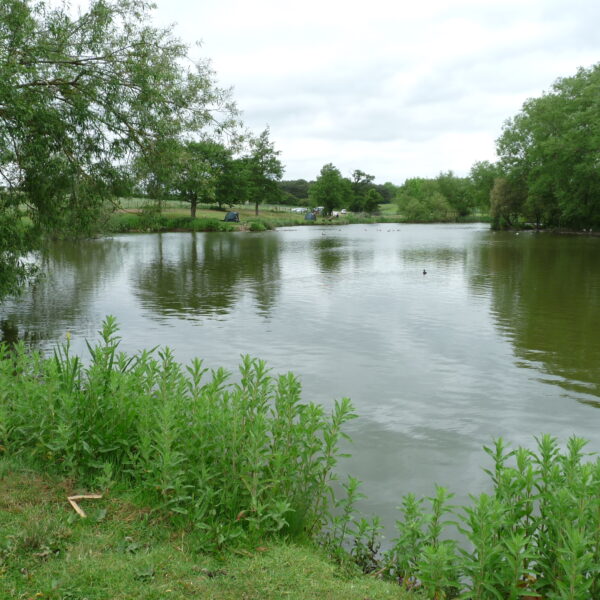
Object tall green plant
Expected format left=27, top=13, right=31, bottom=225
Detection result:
left=0, top=318, right=356, bottom=548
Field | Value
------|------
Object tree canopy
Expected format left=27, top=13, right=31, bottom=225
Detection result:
left=309, top=164, right=349, bottom=215
left=244, top=128, right=284, bottom=216
left=0, top=0, right=237, bottom=296
left=496, top=63, right=600, bottom=229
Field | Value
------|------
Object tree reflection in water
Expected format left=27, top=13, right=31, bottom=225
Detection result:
left=469, top=232, right=600, bottom=405
left=134, top=232, right=281, bottom=319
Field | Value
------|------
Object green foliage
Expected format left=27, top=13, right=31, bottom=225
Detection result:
left=490, top=177, right=527, bottom=229
left=497, top=63, right=600, bottom=229
left=137, top=139, right=246, bottom=217
left=245, top=128, right=285, bottom=216
left=469, top=161, right=501, bottom=213
left=0, top=317, right=357, bottom=549
left=396, top=178, right=455, bottom=222
left=0, top=0, right=237, bottom=297
left=247, top=219, right=272, bottom=232
left=363, top=189, right=383, bottom=214
left=326, top=436, right=600, bottom=599
left=0, top=192, right=37, bottom=297
left=309, top=164, right=351, bottom=215
left=435, top=171, right=473, bottom=217
left=278, top=179, right=311, bottom=204
left=349, top=170, right=376, bottom=212
left=395, top=172, right=484, bottom=222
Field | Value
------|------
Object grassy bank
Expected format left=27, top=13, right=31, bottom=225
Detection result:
left=0, top=461, right=411, bottom=600
left=104, top=202, right=491, bottom=234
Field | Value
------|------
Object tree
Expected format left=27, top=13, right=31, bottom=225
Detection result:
left=363, top=188, right=383, bottom=214
left=0, top=0, right=236, bottom=296
left=490, top=177, right=526, bottom=229
left=309, top=164, right=349, bottom=216
left=496, top=63, right=600, bottom=229
left=377, top=182, right=398, bottom=203
left=469, top=161, right=501, bottom=212
left=278, top=179, right=310, bottom=205
left=215, top=157, right=249, bottom=208
left=435, top=171, right=472, bottom=217
left=173, top=141, right=233, bottom=217
left=349, top=169, right=375, bottom=212
left=245, top=128, right=284, bottom=216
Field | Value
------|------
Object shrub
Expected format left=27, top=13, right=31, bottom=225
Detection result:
left=0, top=317, right=356, bottom=549
left=248, top=219, right=272, bottom=232
left=331, top=436, right=600, bottom=599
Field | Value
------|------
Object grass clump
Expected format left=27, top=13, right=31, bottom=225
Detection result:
left=246, top=219, right=272, bottom=232
left=0, top=317, right=356, bottom=550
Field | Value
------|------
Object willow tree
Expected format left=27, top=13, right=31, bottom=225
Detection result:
left=0, top=0, right=237, bottom=296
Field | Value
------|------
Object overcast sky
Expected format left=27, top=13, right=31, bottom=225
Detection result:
left=150, top=1, right=598, bottom=184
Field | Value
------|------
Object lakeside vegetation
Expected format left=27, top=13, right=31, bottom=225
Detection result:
left=105, top=205, right=489, bottom=235
left=1, top=319, right=599, bottom=598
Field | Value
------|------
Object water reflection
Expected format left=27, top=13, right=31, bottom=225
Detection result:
left=133, top=232, right=281, bottom=319
left=400, top=246, right=466, bottom=270
left=312, top=237, right=347, bottom=273
left=470, top=233, right=600, bottom=404
left=0, top=320, right=19, bottom=346
left=0, top=239, right=127, bottom=344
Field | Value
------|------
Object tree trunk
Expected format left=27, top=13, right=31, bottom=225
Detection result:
left=255, top=201, right=259, bottom=216
left=191, top=196, right=197, bottom=219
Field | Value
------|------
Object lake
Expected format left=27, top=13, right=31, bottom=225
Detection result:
left=2, top=223, right=599, bottom=535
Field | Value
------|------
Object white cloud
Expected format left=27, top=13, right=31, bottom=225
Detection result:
left=72, top=0, right=600, bottom=183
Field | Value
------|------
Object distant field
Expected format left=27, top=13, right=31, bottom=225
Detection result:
left=116, top=197, right=297, bottom=214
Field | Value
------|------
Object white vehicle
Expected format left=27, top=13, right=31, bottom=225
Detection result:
left=291, top=207, right=308, bottom=213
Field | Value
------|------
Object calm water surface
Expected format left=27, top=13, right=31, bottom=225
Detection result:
left=2, top=224, right=600, bottom=532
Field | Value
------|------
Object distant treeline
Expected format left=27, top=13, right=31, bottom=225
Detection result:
left=280, top=62, right=600, bottom=229
left=278, top=166, right=493, bottom=221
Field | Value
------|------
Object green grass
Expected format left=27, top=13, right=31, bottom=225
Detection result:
left=0, top=459, right=414, bottom=600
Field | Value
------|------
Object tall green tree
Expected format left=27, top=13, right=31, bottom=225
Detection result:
left=173, top=141, right=233, bottom=217
left=215, top=157, right=250, bottom=208
left=349, top=169, right=375, bottom=212
left=469, top=161, right=501, bottom=213
left=490, top=177, right=526, bottom=229
left=435, top=171, right=472, bottom=217
left=245, top=128, right=284, bottom=216
left=497, top=63, right=600, bottom=229
left=309, top=164, right=349, bottom=216
left=0, top=0, right=237, bottom=296
left=363, top=188, right=383, bottom=214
